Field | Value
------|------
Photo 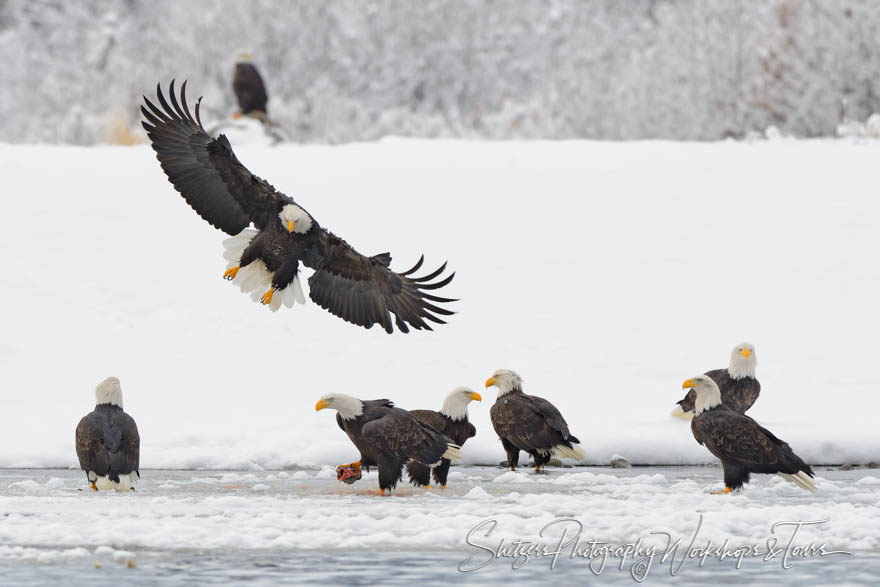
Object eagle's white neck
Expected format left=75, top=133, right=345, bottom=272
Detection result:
left=95, top=377, right=123, bottom=408
left=331, top=393, right=364, bottom=420
left=694, top=382, right=722, bottom=416
left=728, top=349, right=756, bottom=380
left=494, top=372, right=523, bottom=397
left=440, top=389, right=471, bottom=421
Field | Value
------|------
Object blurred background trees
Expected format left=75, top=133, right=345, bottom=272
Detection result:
left=1, top=0, right=878, bottom=144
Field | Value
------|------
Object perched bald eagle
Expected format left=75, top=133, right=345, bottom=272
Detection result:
left=406, top=387, right=481, bottom=488
left=316, top=393, right=462, bottom=494
left=142, top=81, right=455, bottom=333
left=486, top=369, right=585, bottom=472
left=75, top=377, right=140, bottom=492
left=672, top=342, right=760, bottom=418
left=232, top=51, right=268, bottom=120
left=683, top=375, right=815, bottom=493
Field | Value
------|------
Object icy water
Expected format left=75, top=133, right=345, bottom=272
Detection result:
left=1, top=466, right=878, bottom=585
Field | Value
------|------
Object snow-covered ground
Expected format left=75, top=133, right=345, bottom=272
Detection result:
left=1, top=138, right=879, bottom=469
left=1, top=467, right=878, bottom=584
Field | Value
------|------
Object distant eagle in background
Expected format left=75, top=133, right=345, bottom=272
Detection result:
left=406, top=387, right=480, bottom=488
left=316, top=394, right=462, bottom=494
left=672, top=342, right=760, bottom=418
left=682, top=375, right=815, bottom=493
left=232, top=51, right=268, bottom=120
left=142, top=81, right=456, bottom=333
left=486, top=369, right=585, bottom=472
left=75, top=377, right=140, bottom=492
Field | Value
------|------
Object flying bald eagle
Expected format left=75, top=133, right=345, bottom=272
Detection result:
left=406, top=387, right=480, bottom=488
left=75, top=377, right=140, bottom=492
left=142, top=81, right=455, bottom=333
left=682, top=375, right=815, bottom=493
left=672, top=342, right=760, bottom=419
left=232, top=51, right=268, bottom=120
left=485, top=369, right=585, bottom=472
left=316, top=393, right=462, bottom=494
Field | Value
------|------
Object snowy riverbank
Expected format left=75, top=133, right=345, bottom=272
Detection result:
left=1, top=138, right=878, bottom=469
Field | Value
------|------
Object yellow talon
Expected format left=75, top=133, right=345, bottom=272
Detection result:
left=261, top=288, right=275, bottom=305
left=425, top=485, right=430, bottom=490
left=711, top=487, right=732, bottom=495
left=441, top=484, right=446, bottom=489
left=223, top=266, right=239, bottom=280
left=90, top=481, right=97, bottom=491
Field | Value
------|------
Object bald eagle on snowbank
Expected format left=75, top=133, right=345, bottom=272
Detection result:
left=406, top=387, right=480, bottom=488
left=486, top=370, right=585, bottom=472
left=232, top=51, right=268, bottom=120
left=142, top=81, right=455, bottom=333
left=683, top=375, right=815, bottom=493
left=75, top=377, right=140, bottom=492
left=316, top=394, right=462, bottom=494
left=672, top=342, right=760, bottom=418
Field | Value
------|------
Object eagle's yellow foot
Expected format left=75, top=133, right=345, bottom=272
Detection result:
left=535, top=465, right=541, bottom=473
left=711, top=487, right=732, bottom=495
left=233, top=112, right=242, bottom=120
left=223, top=266, right=239, bottom=280
left=441, top=484, right=446, bottom=490
left=261, top=288, right=275, bottom=305
left=425, top=485, right=431, bottom=490
left=510, top=466, right=516, bottom=472
left=367, top=489, right=387, bottom=496
left=90, top=481, right=97, bottom=491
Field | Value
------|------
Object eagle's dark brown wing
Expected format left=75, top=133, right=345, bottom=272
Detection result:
left=692, top=409, right=808, bottom=474
left=307, top=231, right=455, bottom=334
left=362, top=407, right=454, bottom=467
left=410, top=409, right=448, bottom=434
left=141, top=80, right=293, bottom=234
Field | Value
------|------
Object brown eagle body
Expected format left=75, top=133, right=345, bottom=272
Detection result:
left=75, top=404, right=140, bottom=487
left=335, top=400, right=458, bottom=492
left=406, top=409, right=476, bottom=487
left=677, top=368, right=761, bottom=415
left=142, top=81, right=455, bottom=333
left=233, top=62, right=268, bottom=117
left=691, top=404, right=813, bottom=491
left=491, top=390, right=581, bottom=471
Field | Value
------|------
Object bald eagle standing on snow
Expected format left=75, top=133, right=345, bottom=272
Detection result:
left=683, top=375, right=815, bottom=493
left=316, top=394, right=462, bottom=494
left=672, top=342, right=760, bottom=418
left=486, top=370, right=585, bottom=472
left=406, top=387, right=481, bottom=488
left=142, top=81, right=455, bottom=333
left=75, top=377, right=140, bottom=492
left=232, top=51, right=268, bottom=120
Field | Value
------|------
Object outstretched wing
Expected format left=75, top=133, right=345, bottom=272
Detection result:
left=308, top=231, right=455, bottom=334
left=141, top=80, right=292, bottom=234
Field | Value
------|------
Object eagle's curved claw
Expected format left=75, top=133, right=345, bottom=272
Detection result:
left=711, top=487, right=732, bottom=495
left=223, top=266, right=239, bottom=281
left=261, top=288, right=275, bottom=305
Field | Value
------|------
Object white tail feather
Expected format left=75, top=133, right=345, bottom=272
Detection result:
left=779, top=472, right=817, bottom=493
left=670, top=404, right=694, bottom=420
left=222, top=231, right=307, bottom=311
left=443, top=444, right=463, bottom=461
left=552, top=443, right=585, bottom=461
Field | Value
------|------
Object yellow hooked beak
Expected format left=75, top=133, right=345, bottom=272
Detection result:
left=485, top=377, right=496, bottom=388
left=287, top=221, right=296, bottom=233
left=468, top=391, right=482, bottom=402
left=741, top=347, right=751, bottom=358
left=315, top=399, right=330, bottom=411
left=682, top=378, right=696, bottom=389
